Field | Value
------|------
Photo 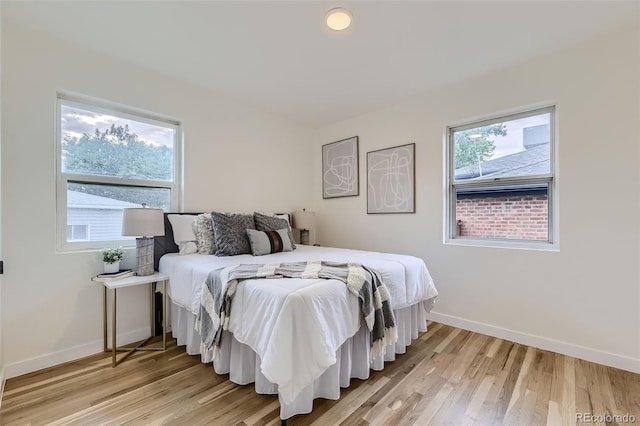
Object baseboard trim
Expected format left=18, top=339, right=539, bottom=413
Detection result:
left=4, top=328, right=151, bottom=380
left=427, top=311, right=640, bottom=374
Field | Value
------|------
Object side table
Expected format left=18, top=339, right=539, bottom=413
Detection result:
left=92, top=272, right=169, bottom=367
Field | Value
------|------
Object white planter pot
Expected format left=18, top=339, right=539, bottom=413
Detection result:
left=104, top=262, right=119, bottom=273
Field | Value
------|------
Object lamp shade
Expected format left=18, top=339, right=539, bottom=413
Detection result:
left=292, top=210, right=316, bottom=230
left=122, top=208, right=165, bottom=237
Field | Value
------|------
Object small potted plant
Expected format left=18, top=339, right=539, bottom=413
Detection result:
left=102, top=247, right=125, bottom=273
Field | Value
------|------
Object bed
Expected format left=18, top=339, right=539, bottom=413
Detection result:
left=154, top=212, right=438, bottom=420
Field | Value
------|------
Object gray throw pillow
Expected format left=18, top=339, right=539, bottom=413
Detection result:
left=246, top=228, right=294, bottom=256
left=253, top=212, right=296, bottom=249
left=211, top=212, right=255, bottom=256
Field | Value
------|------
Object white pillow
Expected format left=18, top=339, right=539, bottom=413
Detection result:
left=178, top=241, right=198, bottom=255
left=274, top=214, right=292, bottom=228
left=167, top=214, right=197, bottom=244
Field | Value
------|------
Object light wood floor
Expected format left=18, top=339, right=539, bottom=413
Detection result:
left=1, top=322, right=638, bottom=425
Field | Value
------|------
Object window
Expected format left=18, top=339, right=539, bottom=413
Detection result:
left=446, top=106, right=556, bottom=248
left=57, top=94, right=181, bottom=250
left=67, top=224, right=89, bottom=241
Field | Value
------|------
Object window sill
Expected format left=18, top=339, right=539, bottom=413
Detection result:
left=444, top=237, right=559, bottom=252
left=56, top=240, right=136, bottom=254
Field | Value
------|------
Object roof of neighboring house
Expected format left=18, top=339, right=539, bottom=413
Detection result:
left=67, top=190, right=142, bottom=209
left=455, top=143, right=550, bottom=181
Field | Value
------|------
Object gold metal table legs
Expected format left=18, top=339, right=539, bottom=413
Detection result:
left=102, top=279, right=167, bottom=367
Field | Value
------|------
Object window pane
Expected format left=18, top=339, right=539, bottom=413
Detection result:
left=67, top=182, right=170, bottom=242
left=454, top=112, right=551, bottom=181
left=67, top=224, right=89, bottom=241
left=455, top=188, right=548, bottom=241
left=61, top=104, right=175, bottom=181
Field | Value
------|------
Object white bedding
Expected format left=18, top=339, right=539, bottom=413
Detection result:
left=159, top=245, right=438, bottom=405
left=160, top=245, right=437, bottom=314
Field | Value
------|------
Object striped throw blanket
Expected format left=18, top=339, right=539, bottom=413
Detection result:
left=195, top=261, right=398, bottom=361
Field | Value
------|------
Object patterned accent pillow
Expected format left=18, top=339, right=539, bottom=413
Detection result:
left=194, top=213, right=215, bottom=255
left=211, top=212, right=255, bottom=256
left=253, top=212, right=296, bottom=249
left=246, top=228, right=293, bottom=256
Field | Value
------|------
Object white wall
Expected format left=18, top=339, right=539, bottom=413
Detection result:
left=0, top=2, right=5, bottom=398
left=313, top=24, right=640, bottom=372
left=0, top=19, right=313, bottom=376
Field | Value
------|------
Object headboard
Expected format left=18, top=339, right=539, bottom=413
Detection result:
left=153, top=212, right=200, bottom=271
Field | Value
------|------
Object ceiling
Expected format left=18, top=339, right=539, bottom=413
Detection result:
left=3, top=1, right=638, bottom=127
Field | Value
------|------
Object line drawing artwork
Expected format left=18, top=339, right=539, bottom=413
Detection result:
left=322, top=136, right=359, bottom=198
left=367, top=143, right=415, bottom=213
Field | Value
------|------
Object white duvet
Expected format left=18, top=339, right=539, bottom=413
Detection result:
left=159, top=245, right=438, bottom=403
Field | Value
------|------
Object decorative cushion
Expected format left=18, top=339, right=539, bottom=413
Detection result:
left=211, top=212, right=255, bottom=256
left=194, top=213, right=215, bottom=254
left=246, top=228, right=294, bottom=256
left=253, top=212, right=296, bottom=249
left=167, top=214, right=197, bottom=244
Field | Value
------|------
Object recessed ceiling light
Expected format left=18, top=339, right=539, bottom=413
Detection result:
left=326, top=7, right=352, bottom=31
left=469, top=133, right=483, bottom=139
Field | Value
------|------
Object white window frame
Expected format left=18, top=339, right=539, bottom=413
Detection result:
left=444, top=104, right=559, bottom=250
left=56, top=93, right=182, bottom=252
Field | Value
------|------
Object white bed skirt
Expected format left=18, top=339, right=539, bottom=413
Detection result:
left=169, top=299, right=433, bottom=420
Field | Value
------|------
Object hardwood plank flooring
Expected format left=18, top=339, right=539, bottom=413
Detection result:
left=1, top=322, right=638, bottom=425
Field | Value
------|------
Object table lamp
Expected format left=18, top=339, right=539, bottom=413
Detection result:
left=293, top=209, right=316, bottom=245
left=122, top=206, right=165, bottom=276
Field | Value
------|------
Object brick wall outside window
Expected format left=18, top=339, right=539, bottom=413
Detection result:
left=456, top=194, right=548, bottom=240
